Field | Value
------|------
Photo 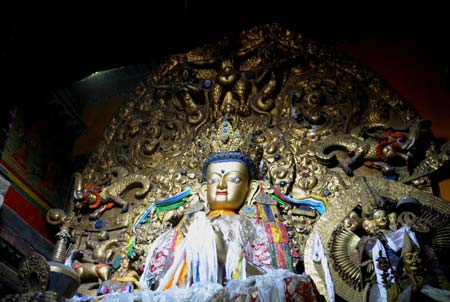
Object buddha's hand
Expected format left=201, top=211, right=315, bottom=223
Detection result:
left=246, top=260, right=266, bottom=276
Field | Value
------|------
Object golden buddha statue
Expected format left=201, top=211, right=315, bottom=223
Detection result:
left=136, top=120, right=321, bottom=300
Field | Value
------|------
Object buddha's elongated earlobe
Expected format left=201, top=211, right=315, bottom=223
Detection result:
left=243, top=180, right=259, bottom=207
left=199, top=182, right=208, bottom=203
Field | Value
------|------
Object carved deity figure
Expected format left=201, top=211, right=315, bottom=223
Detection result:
left=141, top=152, right=298, bottom=287
left=97, top=254, right=140, bottom=294
left=343, top=210, right=362, bottom=232
left=135, top=121, right=321, bottom=300
left=401, top=233, right=423, bottom=289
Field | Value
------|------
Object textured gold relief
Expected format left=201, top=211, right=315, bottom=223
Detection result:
left=305, top=176, right=450, bottom=301
left=100, top=173, right=150, bottom=201
left=49, top=24, right=450, bottom=297
left=17, top=254, right=49, bottom=293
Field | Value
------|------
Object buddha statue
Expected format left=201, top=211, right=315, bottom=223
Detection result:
left=133, top=120, right=320, bottom=301
left=139, top=150, right=294, bottom=289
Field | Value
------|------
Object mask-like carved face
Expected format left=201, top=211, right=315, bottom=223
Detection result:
left=403, top=249, right=422, bottom=274
left=372, top=209, right=388, bottom=229
left=206, top=161, right=249, bottom=211
left=362, top=219, right=378, bottom=235
left=343, top=211, right=361, bottom=232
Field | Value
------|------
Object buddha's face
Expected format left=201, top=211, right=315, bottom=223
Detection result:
left=403, top=249, right=422, bottom=274
left=372, top=209, right=388, bottom=229
left=206, top=160, right=249, bottom=211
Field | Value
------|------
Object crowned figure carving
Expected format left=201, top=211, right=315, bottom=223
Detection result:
left=26, top=24, right=450, bottom=302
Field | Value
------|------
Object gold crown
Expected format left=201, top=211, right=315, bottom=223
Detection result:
left=196, top=118, right=262, bottom=180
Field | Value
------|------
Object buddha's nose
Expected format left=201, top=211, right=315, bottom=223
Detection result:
left=218, top=176, right=227, bottom=189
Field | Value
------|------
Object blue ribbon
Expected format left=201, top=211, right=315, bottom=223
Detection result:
left=277, top=191, right=326, bottom=215
left=132, top=187, right=192, bottom=234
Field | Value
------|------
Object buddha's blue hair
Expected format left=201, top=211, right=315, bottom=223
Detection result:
left=202, top=151, right=257, bottom=181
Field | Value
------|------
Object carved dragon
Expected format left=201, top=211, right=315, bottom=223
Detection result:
left=72, top=172, right=151, bottom=220
left=315, top=120, right=431, bottom=176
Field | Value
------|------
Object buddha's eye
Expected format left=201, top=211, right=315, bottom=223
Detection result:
left=208, top=178, right=219, bottom=184
left=227, top=177, right=241, bottom=183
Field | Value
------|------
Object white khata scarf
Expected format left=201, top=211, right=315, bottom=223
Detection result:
left=312, top=232, right=335, bottom=302
left=157, top=211, right=218, bottom=290
left=211, top=214, right=249, bottom=281
left=372, top=226, right=420, bottom=302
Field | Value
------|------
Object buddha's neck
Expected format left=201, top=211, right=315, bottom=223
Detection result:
left=208, top=209, right=238, bottom=218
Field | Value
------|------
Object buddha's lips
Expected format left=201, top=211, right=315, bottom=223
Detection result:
left=216, top=191, right=227, bottom=195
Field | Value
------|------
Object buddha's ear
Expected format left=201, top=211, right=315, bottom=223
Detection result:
left=199, top=182, right=208, bottom=202
left=244, top=180, right=259, bottom=205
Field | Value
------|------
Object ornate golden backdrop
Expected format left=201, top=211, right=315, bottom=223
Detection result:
left=39, top=24, right=450, bottom=300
